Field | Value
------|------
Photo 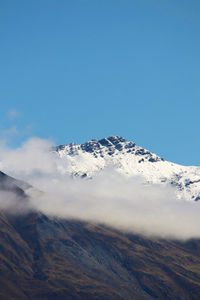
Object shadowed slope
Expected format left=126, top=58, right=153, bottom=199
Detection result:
left=0, top=172, right=200, bottom=299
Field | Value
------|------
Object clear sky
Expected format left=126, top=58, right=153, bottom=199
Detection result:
left=0, top=0, right=200, bottom=165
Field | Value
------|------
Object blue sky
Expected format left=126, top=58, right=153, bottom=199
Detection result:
left=0, top=0, right=200, bottom=165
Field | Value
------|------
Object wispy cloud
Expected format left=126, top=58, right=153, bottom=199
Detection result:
left=0, top=126, right=19, bottom=147
left=7, top=109, right=20, bottom=120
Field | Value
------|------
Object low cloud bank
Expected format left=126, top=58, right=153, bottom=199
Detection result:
left=0, top=137, right=200, bottom=240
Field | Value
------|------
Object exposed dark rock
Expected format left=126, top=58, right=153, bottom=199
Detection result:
left=185, top=179, right=200, bottom=187
left=125, top=142, right=136, bottom=149
left=98, top=138, right=112, bottom=147
left=148, top=157, right=158, bottom=163
left=139, top=158, right=144, bottom=163
left=107, top=136, right=126, bottom=144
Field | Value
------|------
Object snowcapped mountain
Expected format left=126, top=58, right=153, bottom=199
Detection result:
left=55, top=136, right=200, bottom=202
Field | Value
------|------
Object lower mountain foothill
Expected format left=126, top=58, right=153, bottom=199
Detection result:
left=0, top=172, right=200, bottom=300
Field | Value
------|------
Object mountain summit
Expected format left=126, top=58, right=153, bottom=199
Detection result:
left=56, top=136, right=163, bottom=162
left=55, top=136, right=200, bottom=202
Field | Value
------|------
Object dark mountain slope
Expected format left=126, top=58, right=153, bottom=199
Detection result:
left=0, top=172, right=200, bottom=299
left=0, top=171, right=31, bottom=193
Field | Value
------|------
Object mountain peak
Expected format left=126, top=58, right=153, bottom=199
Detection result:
left=54, top=136, right=200, bottom=202
left=56, top=135, right=136, bottom=157
left=55, top=136, right=164, bottom=162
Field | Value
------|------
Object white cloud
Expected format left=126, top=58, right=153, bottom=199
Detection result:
left=0, top=137, right=200, bottom=240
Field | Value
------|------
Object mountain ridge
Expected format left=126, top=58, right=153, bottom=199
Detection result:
left=54, top=136, right=200, bottom=202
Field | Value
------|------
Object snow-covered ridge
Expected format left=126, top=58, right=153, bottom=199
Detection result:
left=54, top=136, right=200, bottom=202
